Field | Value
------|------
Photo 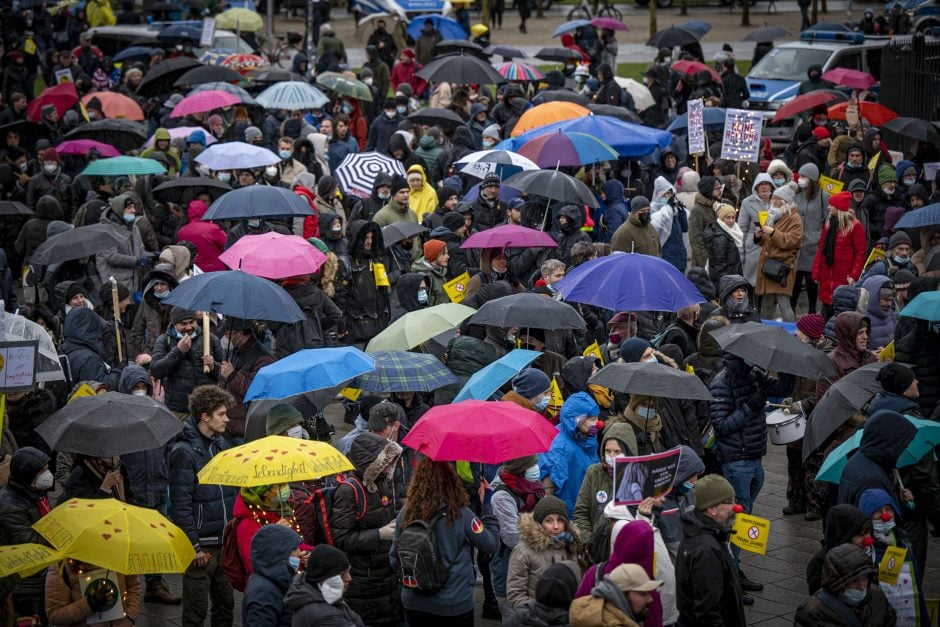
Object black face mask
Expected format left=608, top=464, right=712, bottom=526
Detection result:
left=637, top=212, right=651, bottom=226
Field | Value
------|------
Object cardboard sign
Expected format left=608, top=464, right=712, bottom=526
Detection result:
left=818, top=175, right=845, bottom=194
left=720, top=109, right=763, bottom=162
left=582, top=340, right=604, bottom=364
left=0, top=340, right=38, bottom=392
left=687, top=99, right=706, bottom=156
left=878, top=545, right=907, bottom=586
left=443, top=272, right=470, bottom=303
left=80, top=569, right=126, bottom=624
left=54, top=68, right=74, bottom=84
left=200, top=17, right=216, bottom=48
left=731, top=513, right=771, bottom=555
left=372, top=262, right=390, bottom=288
left=613, top=447, right=682, bottom=506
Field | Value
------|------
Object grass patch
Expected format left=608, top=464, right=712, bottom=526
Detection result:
left=616, top=59, right=751, bottom=81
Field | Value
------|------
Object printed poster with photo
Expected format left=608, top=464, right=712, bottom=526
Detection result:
left=613, top=447, right=682, bottom=506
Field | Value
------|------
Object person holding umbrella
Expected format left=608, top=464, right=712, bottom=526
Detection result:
left=217, top=318, right=274, bottom=440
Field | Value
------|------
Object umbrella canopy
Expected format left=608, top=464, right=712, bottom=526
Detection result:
left=417, top=54, right=505, bottom=84
left=827, top=101, right=897, bottom=127
left=894, top=203, right=940, bottom=229
left=153, top=176, right=232, bottom=205
left=899, top=291, right=940, bottom=321
left=157, top=23, right=202, bottom=42
left=677, top=19, right=712, bottom=36
left=30, top=223, right=130, bottom=266
left=552, top=19, right=590, bottom=37
left=591, top=17, right=627, bottom=31
left=135, top=57, right=202, bottom=97
left=802, top=362, right=882, bottom=460
left=173, top=64, right=242, bottom=87
left=710, top=321, right=837, bottom=378
left=502, top=169, right=599, bottom=208
left=56, top=139, right=122, bottom=158
left=188, top=82, right=256, bottom=104
left=772, top=91, right=843, bottom=122
left=80, top=92, right=144, bottom=121
left=26, top=83, right=79, bottom=123
left=883, top=117, right=940, bottom=146
left=64, top=119, right=148, bottom=153
left=255, top=81, right=330, bottom=110
left=401, top=400, right=557, bottom=463
left=0, top=119, right=48, bottom=150
left=667, top=107, right=727, bottom=133
left=81, top=156, right=167, bottom=177
left=671, top=60, right=721, bottom=82
left=162, top=270, right=306, bottom=323
left=742, top=26, right=791, bottom=41
left=145, top=125, right=219, bottom=148
left=615, top=77, right=657, bottom=112
left=113, top=46, right=161, bottom=63
left=198, top=436, right=354, bottom=486
left=496, top=62, right=545, bottom=82
left=501, top=115, right=672, bottom=159
left=36, top=392, right=182, bottom=456
left=484, top=45, right=527, bottom=59
left=382, top=221, right=428, bottom=247
left=215, top=6, right=264, bottom=30
left=222, top=53, right=270, bottom=76
left=554, top=252, right=704, bottom=312
left=0, top=311, right=66, bottom=382
left=460, top=224, right=557, bottom=249
left=534, top=47, right=583, bottom=63
left=589, top=362, right=713, bottom=400
left=34, top=498, right=195, bottom=574
left=531, top=89, right=590, bottom=105
left=366, top=303, right=476, bottom=351
left=0, top=201, right=34, bottom=217
left=821, top=68, right=877, bottom=90
left=435, top=40, right=487, bottom=59
left=355, top=350, right=458, bottom=393
left=219, top=232, right=327, bottom=279
left=335, top=151, right=406, bottom=199
left=244, top=388, right=339, bottom=442
left=647, top=26, right=701, bottom=48
left=245, top=347, right=375, bottom=401
left=170, top=90, right=241, bottom=118
left=202, top=185, right=313, bottom=220
left=453, top=349, right=542, bottom=402
left=587, top=103, right=641, bottom=123
left=407, top=107, right=465, bottom=128
left=510, top=101, right=590, bottom=137
left=516, top=131, right=618, bottom=167
left=454, top=149, right=539, bottom=179
left=244, top=68, right=306, bottom=84
left=470, top=292, right=587, bottom=331
left=0, top=544, right=64, bottom=579
left=406, top=14, right=467, bottom=40
left=316, top=72, right=373, bottom=101
left=194, top=141, right=279, bottom=171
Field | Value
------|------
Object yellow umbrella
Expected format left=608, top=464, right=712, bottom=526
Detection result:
left=197, top=435, right=354, bottom=487
left=0, top=543, right=64, bottom=578
left=33, top=499, right=196, bottom=575
left=215, top=8, right=264, bottom=32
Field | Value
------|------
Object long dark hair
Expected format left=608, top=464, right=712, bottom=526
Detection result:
left=402, top=458, right=469, bottom=526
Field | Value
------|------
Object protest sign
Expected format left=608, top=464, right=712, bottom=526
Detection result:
left=200, top=18, right=216, bottom=48
left=731, top=513, right=771, bottom=555
left=720, top=109, right=763, bottom=162
left=0, top=340, right=38, bottom=392
left=613, top=447, right=682, bottom=506
left=54, top=69, right=74, bottom=84
left=444, top=272, right=470, bottom=303
left=878, top=546, right=907, bottom=586
left=818, top=175, right=844, bottom=194
left=687, top=99, right=706, bottom=155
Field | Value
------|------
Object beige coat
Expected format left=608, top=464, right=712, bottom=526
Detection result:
left=569, top=594, right=640, bottom=627
left=506, top=513, right=581, bottom=608
left=755, top=208, right=803, bottom=296
left=45, top=564, right=140, bottom=626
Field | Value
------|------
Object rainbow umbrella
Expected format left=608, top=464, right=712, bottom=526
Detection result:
left=516, top=131, right=618, bottom=167
left=496, top=62, right=545, bottom=82
left=222, top=53, right=270, bottom=76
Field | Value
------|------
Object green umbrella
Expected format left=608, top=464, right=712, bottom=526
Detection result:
left=316, top=72, right=373, bottom=101
left=355, top=351, right=458, bottom=393
left=81, top=156, right=167, bottom=177
left=366, top=304, right=476, bottom=351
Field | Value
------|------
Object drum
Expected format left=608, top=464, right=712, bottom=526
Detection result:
left=766, top=408, right=806, bottom=445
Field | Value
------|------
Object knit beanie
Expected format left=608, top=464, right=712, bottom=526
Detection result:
left=798, top=163, right=819, bottom=182
left=888, top=231, right=911, bottom=250
left=716, top=204, right=736, bottom=221
left=244, top=126, right=263, bottom=142
left=423, top=239, right=447, bottom=262
left=796, top=313, right=824, bottom=340
left=893, top=269, right=916, bottom=286
left=169, top=307, right=197, bottom=326
left=438, top=185, right=459, bottom=203
left=512, top=368, right=551, bottom=399
left=619, top=337, right=651, bottom=363
left=697, top=175, right=718, bottom=198
left=304, top=544, right=350, bottom=584
left=390, top=174, right=409, bottom=195
left=366, top=401, right=405, bottom=431
left=442, top=211, right=465, bottom=233
left=877, top=165, right=897, bottom=185
left=482, top=124, right=501, bottom=140
left=813, top=126, right=831, bottom=140
left=876, top=362, right=916, bottom=396
left=828, top=191, right=852, bottom=211
left=532, top=495, right=568, bottom=524
left=65, top=282, right=85, bottom=303
left=630, top=196, right=651, bottom=211
left=822, top=544, right=875, bottom=593
left=307, top=237, right=329, bottom=254
left=694, top=474, right=736, bottom=511
left=772, top=182, right=797, bottom=205
left=265, top=403, right=304, bottom=436
left=503, top=454, right=538, bottom=476
left=847, top=179, right=868, bottom=193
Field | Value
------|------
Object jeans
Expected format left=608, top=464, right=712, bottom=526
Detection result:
left=722, top=458, right=765, bottom=567
left=181, top=545, right=233, bottom=627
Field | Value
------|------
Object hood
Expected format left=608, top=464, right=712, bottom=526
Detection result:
left=864, top=127, right=882, bottom=149
left=679, top=169, right=700, bottom=193
left=558, top=392, right=599, bottom=439
left=388, top=133, right=410, bottom=156
left=142, top=266, right=178, bottom=303
left=108, top=193, right=133, bottom=221
left=251, top=523, right=302, bottom=590
left=858, top=409, right=917, bottom=468
left=418, top=134, right=439, bottom=150
left=918, top=227, right=939, bottom=253
left=318, top=211, right=342, bottom=235
left=445, top=335, right=496, bottom=376
left=396, top=272, right=427, bottom=312
left=406, top=163, right=428, bottom=187
left=659, top=148, right=677, bottom=171
left=9, top=447, right=50, bottom=492
left=317, top=175, right=338, bottom=199
left=751, top=172, right=773, bottom=194
left=452, top=125, right=475, bottom=151
left=63, top=307, right=107, bottom=351
left=518, top=512, right=579, bottom=552
left=371, top=172, right=392, bottom=199
left=861, top=274, right=894, bottom=320
left=767, top=159, right=793, bottom=183
left=290, top=52, right=307, bottom=74
left=697, top=317, right=726, bottom=358
left=718, top=274, right=749, bottom=303
left=600, top=422, right=638, bottom=458
left=675, top=445, right=705, bottom=483
left=118, top=364, right=152, bottom=396
left=347, top=432, right=402, bottom=493
left=187, top=199, right=209, bottom=221
left=562, top=356, right=595, bottom=394
left=347, top=220, right=383, bottom=259
left=833, top=311, right=870, bottom=357
left=822, top=543, right=876, bottom=594
left=652, top=176, right=675, bottom=203
left=558, top=204, right=584, bottom=229
left=601, top=179, right=625, bottom=204
left=906, top=183, right=929, bottom=203
left=822, top=504, right=871, bottom=550
left=895, top=159, right=918, bottom=182
left=605, top=519, right=653, bottom=575
left=308, top=133, right=328, bottom=159
left=283, top=575, right=324, bottom=612
left=154, top=127, right=171, bottom=141
left=46, top=220, right=73, bottom=239
left=35, top=195, right=65, bottom=221
left=160, top=245, right=191, bottom=280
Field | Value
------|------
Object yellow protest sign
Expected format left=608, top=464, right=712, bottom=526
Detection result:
left=67, top=383, right=100, bottom=403
left=372, top=262, right=390, bottom=288
left=685, top=364, right=695, bottom=375
left=24, top=39, right=37, bottom=55
left=731, top=513, right=771, bottom=555
left=863, top=247, right=886, bottom=272
left=758, top=211, right=769, bottom=226
left=443, top=272, right=470, bottom=303
left=878, top=545, right=907, bottom=586
left=339, top=387, right=362, bottom=402
left=546, top=376, right=564, bottom=418
left=582, top=340, right=604, bottom=364
left=878, top=340, right=895, bottom=363
left=818, top=175, right=845, bottom=195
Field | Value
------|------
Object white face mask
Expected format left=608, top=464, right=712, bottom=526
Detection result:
left=33, top=469, right=54, bottom=491
left=286, top=425, right=304, bottom=439
left=43, top=163, right=58, bottom=175
left=265, top=166, right=278, bottom=178
left=798, top=178, right=809, bottom=189
left=524, top=465, right=540, bottom=482
left=319, top=574, right=345, bottom=605
left=605, top=454, right=618, bottom=467
left=132, top=389, right=148, bottom=397
left=218, top=172, right=231, bottom=183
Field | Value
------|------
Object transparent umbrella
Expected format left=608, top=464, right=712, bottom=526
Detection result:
left=0, top=311, right=65, bottom=382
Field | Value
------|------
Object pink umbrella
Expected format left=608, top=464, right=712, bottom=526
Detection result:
left=460, top=224, right=558, bottom=249
left=401, top=400, right=557, bottom=463
left=144, top=126, right=219, bottom=148
left=170, top=90, right=242, bottom=118
left=591, top=16, right=628, bottom=31
left=56, top=139, right=122, bottom=158
left=820, top=68, right=877, bottom=90
left=219, top=232, right=327, bottom=279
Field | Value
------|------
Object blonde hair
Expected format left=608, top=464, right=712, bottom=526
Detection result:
left=836, top=209, right=856, bottom=235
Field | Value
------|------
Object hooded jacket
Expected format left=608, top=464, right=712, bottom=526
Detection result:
left=318, top=211, right=349, bottom=257
left=243, top=524, right=302, bottom=627
left=507, top=513, right=582, bottom=609
left=688, top=184, right=719, bottom=268
left=738, top=173, right=773, bottom=286
left=126, top=264, right=177, bottom=357
left=0, top=447, right=50, bottom=597
left=703, top=214, right=743, bottom=290
left=600, top=180, right=628, bottom=243
left=283, top=575, right=367, bottom=627
left=434, top=334, right=501, bottom=405
left=539, top=392, right=601, bottom=515
left=176, top=199, right=227, bottom=272
left=394, top=272, right=428, bottom=319
left=860, top=275, right=897, bottom=349
left=652, top=177, right=689, bottom=272
left=811, top=212, right=867, bottom=306
left=349, top=172, right=392, bottom=224
left=470, top=184, right=507, bottom=232
left=554, top=205, right=592, bottom=265
left=805, top=504, right=871, bottom=594
left=335, top=220, right=391, bottom=342
left=504, top=563, right=578, bottom=627
left=817, top=312, right=876, bottom=400
left=118, top=365, right=168, bottom=509
left=796, top=547, right=896, bottom=627
left=4, top=388, right=57, bottom=457
left=272, top=280, right=343, bottom=358
left=60, top=307, right=110, bottom=384
left=713, top=274, right=760, bottom=323
left=15, top=195, right=64, bottom=260
left=373, top=192, right=420, bottom=230
left=95, top=193, right=150, bottom=293
left=404, top=163, right=438, bottom=223
left=149, top=313, right=224, bottom=413
left=675, top=509, right=744, bottom=627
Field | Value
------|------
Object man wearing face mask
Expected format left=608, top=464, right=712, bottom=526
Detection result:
left=832, top=144, right=872, bottom=189
left=97, top=193, right=158, bottom=294
left=539, top=392, right=601, bottom=516
left=217, top=317, right=275, bottom=439
left=243, top=524, right=304, bottom=626
left=505, top=368, right=552, bottom=414
left=275, top=137, right=307, bottom=185
left=284, top=544, right=364, bottom=624
left=798, top=65, right=832, bottom=95
left=611, top=196, right=661, bottom=257
left=225, top=215, right=278, bottom=249
left=365, top=98, right=402, bottom=154
left=25, top=148, right=73, bottom=214
left=127, top=264, right=178, bottom=360
left=862, top=165, right=899, bottom=245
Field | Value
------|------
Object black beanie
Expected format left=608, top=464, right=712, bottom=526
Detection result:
left=390, top=174, right=409, bottom=195
left=532, top=495, right=568, bottom=524
left=442, top=211, right=465, bottom=233
left=698, top=175, right=718, bottom=198
left=304, top=544, right=350, bottom=584
left=535, top=563, right=579, bottom=609
left=876, top=362, right=916, bottom=396
left=170, top=307, right=197, bottom=326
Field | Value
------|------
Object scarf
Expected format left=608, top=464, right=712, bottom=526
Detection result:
left=822, top=215, right=839, bottom=267
left=717, top=218, right=744, bottom=252
left=589, top=384, right=613, bottom=410
left=624, top=406, right=662, bottom=443
left=499, top=471, right=545, bottom=513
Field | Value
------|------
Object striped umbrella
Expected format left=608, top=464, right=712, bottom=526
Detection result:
left=256, top=81, right=330, bottom=111
left=170, top=90, right=241, bottom=118
left=200, top=49, right=232, bottom=66
left=356, top=351, right=458, bottom=393
left=188, top=82, right=256, bottom=105
left=81, top=156, right=167, bottom=176
left=496, top=62, right=545, bottom=82
left=221, top=53, right=270, bottom=76
left=453, top=149, right=539, bottom=180
left=335, top=151, right=405, bottom=199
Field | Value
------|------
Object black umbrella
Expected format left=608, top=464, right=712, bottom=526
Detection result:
left=588, top=103, right=641, bottom=124
left=883, top=117, right=940, bottom=146
left=532, top=89, right=590, bottom=105
left=535, top=47, right=582, bottom=63
left=589, top=362, right=713, bottom=401
left=802, top=362, right=883, bottom=460
left=201, top=185, right=314, bottom=221
left=153, top=176, right=233, bottom=205
left=742, top=26, right=792, bottom=42
left=244, top=68, right=306, bottom=85
left=470, top=292, right=586, bottom=331
left=0, top=201, right=34, bottom=217
left=408, top=107, right=465, bottom=128
left=31, top=223, right=130, bottom=266
left=416, top=54, right=504, bottom=85
left=435, top=40, right=488, bottom=60
left=136, top=57, right=203, bottom=97
left=647, top=27, right=701, bottom=49
left=485, top=45, right=527, bottom=59
left=174, top=65, right=242, bottom=87
left=503, top=170, right=599, bottom=208
left=0, top=119, right=49, bottom=149
left=36, top=392, right=184, bottom=456
left=244, top=387, right=339, bottom=442
left=63, top=119, right=148, bottom=153
left=710, top=322, right=837, bottom=378
left=382, top=221, right=428, bottom=247
left=145, top=1, right=180, bottom=11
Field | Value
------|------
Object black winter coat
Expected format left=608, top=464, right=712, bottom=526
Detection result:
left=5, top=388, right=57, bottom=456
left=703, top=222, right=743, bottom=291
left=57, top=460, right=132, bottom=506
left=60, top=308, right=111, bottom=386
left=896, top=319, right=940, bottom=420
left=15, top=195, right=65, bottom=262
left=336, top=220, right=391, bottom=342
left=272, top=281, right=343, bottom=358
left=150, top=329, right=224, bottom=413
left=471, top=195, right=506, bottom=232
left=283, top=576, right=366, bottom=627
left=0, top=447, right=51, bottom=598
left=434, top=335, right=501, bottom=405
left=243, top=524, right=301, bottom=627
left=118, top=365, right=169, bottom=509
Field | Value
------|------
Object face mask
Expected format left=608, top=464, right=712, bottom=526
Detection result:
left=218, top=172, right=231, bottom=183
left=637, top=212, right=651, bottom=225
left=154, top=290, right=170, bottom=300
left=604, top=454, right=618, bottom=467
left=288, top=555, right=301, bottom=571
left=645, top=355, right=658, bottom=364
left=894, top=255, right=909, bottom=264
left=18, top=162, right=27, bottom=172
left=903, top=177, right=916, bottom=186
left=265, top=166, right=278, bottom=178
left=585, top=425, right=599, bottom=437
left=416, top=289, right=428, bottom=304
left=772, top=176, right=785, bottom=187
left=873, top=519, right=895, bottom=535
left=286, top=425, right=304, bottom=439
left=798, top=178, right=809, bottom=189
left=319, top=574, right=345, bottom=605
left=534, top=396, right=549, bottom=412
left=43, top=164, right=58, bottom=175
left=132, top=389, right=147, bottom=396
left=524, top=465, right=540, bottom=482
left=363, top=76, right=373, bottom=86
left=279, top=150, right=292, bottom=160
left=682, top=480, right=695, bottom=491
left=247, top=219, right=261, bottom=228
left=882, top=186, right=895, bottom=196
left=842, top=587, right=868, bottom=605
left=608, top=332, right=622, bottom=345
left=341, top=103, right=353, bottom=114
left=636, top=405, right=656, bottom=420
left=482, top=140, right=494, bottom=149
left=384, top=110, right=396, bottom=119
left=33, top=469, right=54, bottom=491
left=397, top=105, right=407, bottom=114
left=123, top=213, right=135, bottom=223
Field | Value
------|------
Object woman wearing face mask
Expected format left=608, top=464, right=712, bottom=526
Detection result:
left=812, top=192, right=867, bottom=319
left=283, top=544, right=365, bottom=625
left=805, top=504, right=874, bottom=595
left=243, top=523, right=304, bottom=627
left=791, top=163, right=827, bottom=315
left=96, top=192, right=154, bottom=295
left=539, top=392, right=601, bottom=516
left=738, top=172, right=775, bottom=288
left=57, top=453, right=128, bottom=505
left=127, top=264, right=178, bottom=359
left=755, top=182, right=804, bottom=322
left=232, top=483, right=298, bottom=581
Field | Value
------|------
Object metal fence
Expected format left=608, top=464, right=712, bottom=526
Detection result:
left=879, top=34, right=940, bottom=122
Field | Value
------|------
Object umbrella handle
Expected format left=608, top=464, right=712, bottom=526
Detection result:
left=203, top=314, right=211, bottom=373
left=109, top=276, right=123, bottom=364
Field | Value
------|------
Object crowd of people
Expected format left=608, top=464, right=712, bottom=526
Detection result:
left=0, top=2, right=940, bottom=626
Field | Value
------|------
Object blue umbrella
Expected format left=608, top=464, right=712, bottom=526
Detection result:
left=453, top=349, right=542, bottom=402
left=894, top=202, right=940, bottom=229
left=899, top=291, right=940, bottom=322
left=157, top=24, right=202, bottom=42
left=113, top=46, right=161, bottom=63
left=246, top=347, right=375, bottom=401
left=552, top=19, right=590, bottom=38
left=201, top=185, right=314, bottom=221
left=676, top=20, right=712, bottom=37
left=407, top=15, right=467, bottom=41
left=554, top=252, right=704, bottom=312
left=495, top=115, right=672, bottom=158
left=666, top=107, right=727, bottom=133
left=162, top=271, right=306, bottom=323
left=356, top=351, right=458, bottom=393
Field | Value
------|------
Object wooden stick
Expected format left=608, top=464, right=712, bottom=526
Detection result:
left=109, top=277, right=123, bottom=364
left=203, top=313, right=211, bottom=373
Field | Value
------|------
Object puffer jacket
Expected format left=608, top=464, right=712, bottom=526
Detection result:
left=861, top=274, right=897, bottom=349
left=150, top=324, right=224, bottom=414
left=95, top=193, right=150, bottom=293
left=177, top=199, right=227, bottom=272
left=812, top=216, right=867, bottom=306
left=610, top=209, right=661, bottom=257
left=118, top=366, right=168, bottom=509
left=15, top=195, right=64, bottom=262
left=272, top=280, right=343, bottom=358
left=703, top=220, right=743, bottom=289
left=675, top=509, right=744, bottom=627
left=896, top=315, right=940, bottom=420
left=0, top=447, right=51, bottom=598
left=243, top=524, right=302, bottom=627
left=709, top=353, right=795, bottom=463
left=688, top=193, right=718, bottom=268
left=823, top=284, right=868, bottom=341
left=167, top=417, right=237, bottom=546
left=817, top=312, right=876, bottom=400
left=283, top=576, right=366, bottom=627
left=737, top=173, right=773, bottom=286
left=60, top=308, right=110, bottom=384
left=335, top=220, right=391, bottom=342
left=331, top=433, right=402, bottom=627
left=539, top=392, right=601, bottom=515
left=805, top=503, right=870, bottom=594
left=600, top=180, right=628, bottom=244
left=507, top=514, right=581, bottom=608
left=434, top=334, right=501, bottom=405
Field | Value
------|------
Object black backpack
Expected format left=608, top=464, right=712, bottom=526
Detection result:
left=586, top=511, right=615, bottom=565
left=395, top=509, right=451, bottom=593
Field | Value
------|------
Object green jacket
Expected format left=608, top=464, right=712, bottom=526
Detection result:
left=410, top=258, right=448, bottom=306
left=571, top=423, right=638, bottom=542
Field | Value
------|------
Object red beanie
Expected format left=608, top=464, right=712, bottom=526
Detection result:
left=812, top=126, right=830, bottom=140
left=43, top=148, right=60, bottom=163
left=828, top=191, right=852, bottom=211
left=423, top=239, right=447, bottom=262
left=796, top=313, right=825, bottom=340
left=402, top=49, right=416, bottom=59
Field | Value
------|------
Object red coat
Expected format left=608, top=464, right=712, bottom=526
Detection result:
left=232, top=493, right=280, bottom=576
left=390, top=60, right=427, bottom=98
left=294, top=185, right=320, bottom=239
left=811, top=218, right=866, bottom=305
left=177, top=199, right=227, bottom=272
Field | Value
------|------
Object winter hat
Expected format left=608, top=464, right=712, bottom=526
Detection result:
left=697, top=175, right=718, bottom=197
left=244, top=126, right=263, bottom=142
left=532, top=495, right=568, bottom=524
left=512, top=368, right=551, bottom=399
left=438, top=185, right=459, bottom=203
left=265, top=403, right=303, bottom=436
left=630, top=196, right=651, bottom=211
left=822, top=544, right=875, bottom=593
left=893, top=269, right=916, bottom=286
left=65, top=282, right=85, bottom=303
left=366, top=401, right=404, bottom=431
left=716, top=204, right=736, bottom=221
left=43, top=148, right=60, bottom=163
left=390, top=174, right=409, bottom=195
left=307, top=237, right=329, bottom=254
left=828, top=191, right=852, bottom=211
left=847, top=179, right=868, bottom=193
left=888, top=231, right=912, bottom=249
left=442, top=211, right=465, bottom=233
left=423, top=239, right=447, bottom=262
left=878, top=165, right=897, bottom=185
left=402, top=48, right=416, bottom=59
left=608, top=564, right=664, bottom=593
left=503, top=454, right=538, bottom=476
left=858, top=488, right=896, bottom=517
left=208, top=114, right=223, bottom=127
left=876, top=362, right=916, bottom=396
left=482, top=124, right=501, bottom=140
left=304, top=544, right=350, bottom=584
left=796, top=313, right=825, bottom=340
left=798, top=163, right=819, bottom=182
left=167, top=307, right=195, bottom=326
left=187, top=130, right=207, bottom=145
left=535, top=563, right=579, bottom=609
left=481, top=173, right=501, bottom=188
left=772, top=182, right=797, bottom=205
left=813, top=126, right=831, bottom=141
left=619, top=337, right=651, bottom=363
left=694, top=474, right=736, bottom=511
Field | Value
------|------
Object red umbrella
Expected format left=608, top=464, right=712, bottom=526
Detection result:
left=670, top=60, right=720, bottom=83
left=26, top=83, right=79, bottom=123
left=827, top=101, right=897, bottom=127
left=772, top=91, right=841, bottom=122
left=460, top=224, right=558, bottom=249
left=400, top=400, right=558, bottom=463
left=820, top=68, right=877, bottom=90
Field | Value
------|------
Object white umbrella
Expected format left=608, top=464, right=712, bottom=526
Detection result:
left=194, top=141, right=279, bottom=170
left=615, top=77, right=655, bottom=113
left=255, top=81, right=330, bottom=111
left=335, top=152, right=406, bottom=199
left=0, top=311, right=65, bottom=383
left=454, top=150, right=539, bottom=179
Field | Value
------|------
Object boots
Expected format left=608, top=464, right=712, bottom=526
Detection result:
left=738, top=569, right=764, bottom=592
left=145, top=578, right=182, bottom=605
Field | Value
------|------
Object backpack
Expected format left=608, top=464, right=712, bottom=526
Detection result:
left=395, top=509, right=451, bottom=593
left=292, top=474, right=367, bottom=546
left=586, top=514, right=615, bottom=565
left=221, top=517, right=249, bottom=592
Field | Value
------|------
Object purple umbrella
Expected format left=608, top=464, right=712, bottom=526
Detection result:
left=460, top=224, right=558, bottom=249
left=461, top=181, right=522, bottom=203
left=56, top=139, right=122, bottom=158
left=591, top=17, right=628, bottom=31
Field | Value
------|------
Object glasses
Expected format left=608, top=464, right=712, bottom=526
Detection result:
left=720, top=498, right=736, bottom=505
